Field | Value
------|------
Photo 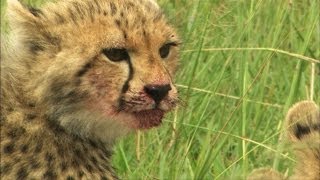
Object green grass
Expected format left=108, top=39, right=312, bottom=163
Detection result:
left=113, top=1, right=319, bottom=179
left=1, top=0, right=319, bottom=179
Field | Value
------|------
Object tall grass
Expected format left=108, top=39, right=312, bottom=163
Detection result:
left=1, top=0, right=319, bottom=179
left=114, top=0, right=319, bottom=179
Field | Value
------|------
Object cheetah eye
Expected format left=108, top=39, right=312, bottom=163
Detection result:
left=159, top=43, right=176, bottom=59
left=102, top=48, right=129, bottom=62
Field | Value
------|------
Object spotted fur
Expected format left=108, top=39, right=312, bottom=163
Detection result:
left=248, top=101, right=320, bottom=180
left=1, top=0, right=180, bottom=178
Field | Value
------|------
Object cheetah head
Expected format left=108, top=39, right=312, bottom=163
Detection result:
left=5, top=0, right=180, bottom=142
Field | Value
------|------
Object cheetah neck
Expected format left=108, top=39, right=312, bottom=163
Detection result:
left=1, top=108, right=117, bottom=178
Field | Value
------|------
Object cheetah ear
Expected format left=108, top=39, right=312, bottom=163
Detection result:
left=6, top=0, right=43, bottom=30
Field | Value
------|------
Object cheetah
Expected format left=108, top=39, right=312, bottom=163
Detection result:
left=0, top=0, right=180, bottom=179
left=248, top=100, right=320, bottom=180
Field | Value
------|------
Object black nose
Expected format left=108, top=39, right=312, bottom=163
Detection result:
left=144, top=84, right=172, bottom=104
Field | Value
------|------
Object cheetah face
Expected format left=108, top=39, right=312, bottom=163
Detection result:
left=69, top=2, right=180, bottom=130
left=82, top=25, right=180, bottom=129
left=6, top=0, right=180, bottom=137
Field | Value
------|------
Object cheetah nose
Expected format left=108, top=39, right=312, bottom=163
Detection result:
left=144, top=84, right=172, bottom=104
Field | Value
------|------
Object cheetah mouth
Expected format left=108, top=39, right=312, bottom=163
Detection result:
left=131, top=109, right=165, bottom=129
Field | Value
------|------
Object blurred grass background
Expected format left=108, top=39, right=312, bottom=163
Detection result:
left=1, top=0, right=319, bottom=179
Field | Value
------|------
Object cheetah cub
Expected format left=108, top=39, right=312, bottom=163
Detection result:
left=248, top=100, right=320, bottom=180
left=1, top=0, right=180, bottom=179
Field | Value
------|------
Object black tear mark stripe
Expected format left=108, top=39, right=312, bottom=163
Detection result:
left=294, top=123, right=320, bottom=139
left=118, top=58, right=133, bottom=111
left=121, top=58, right=133, bottom=94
